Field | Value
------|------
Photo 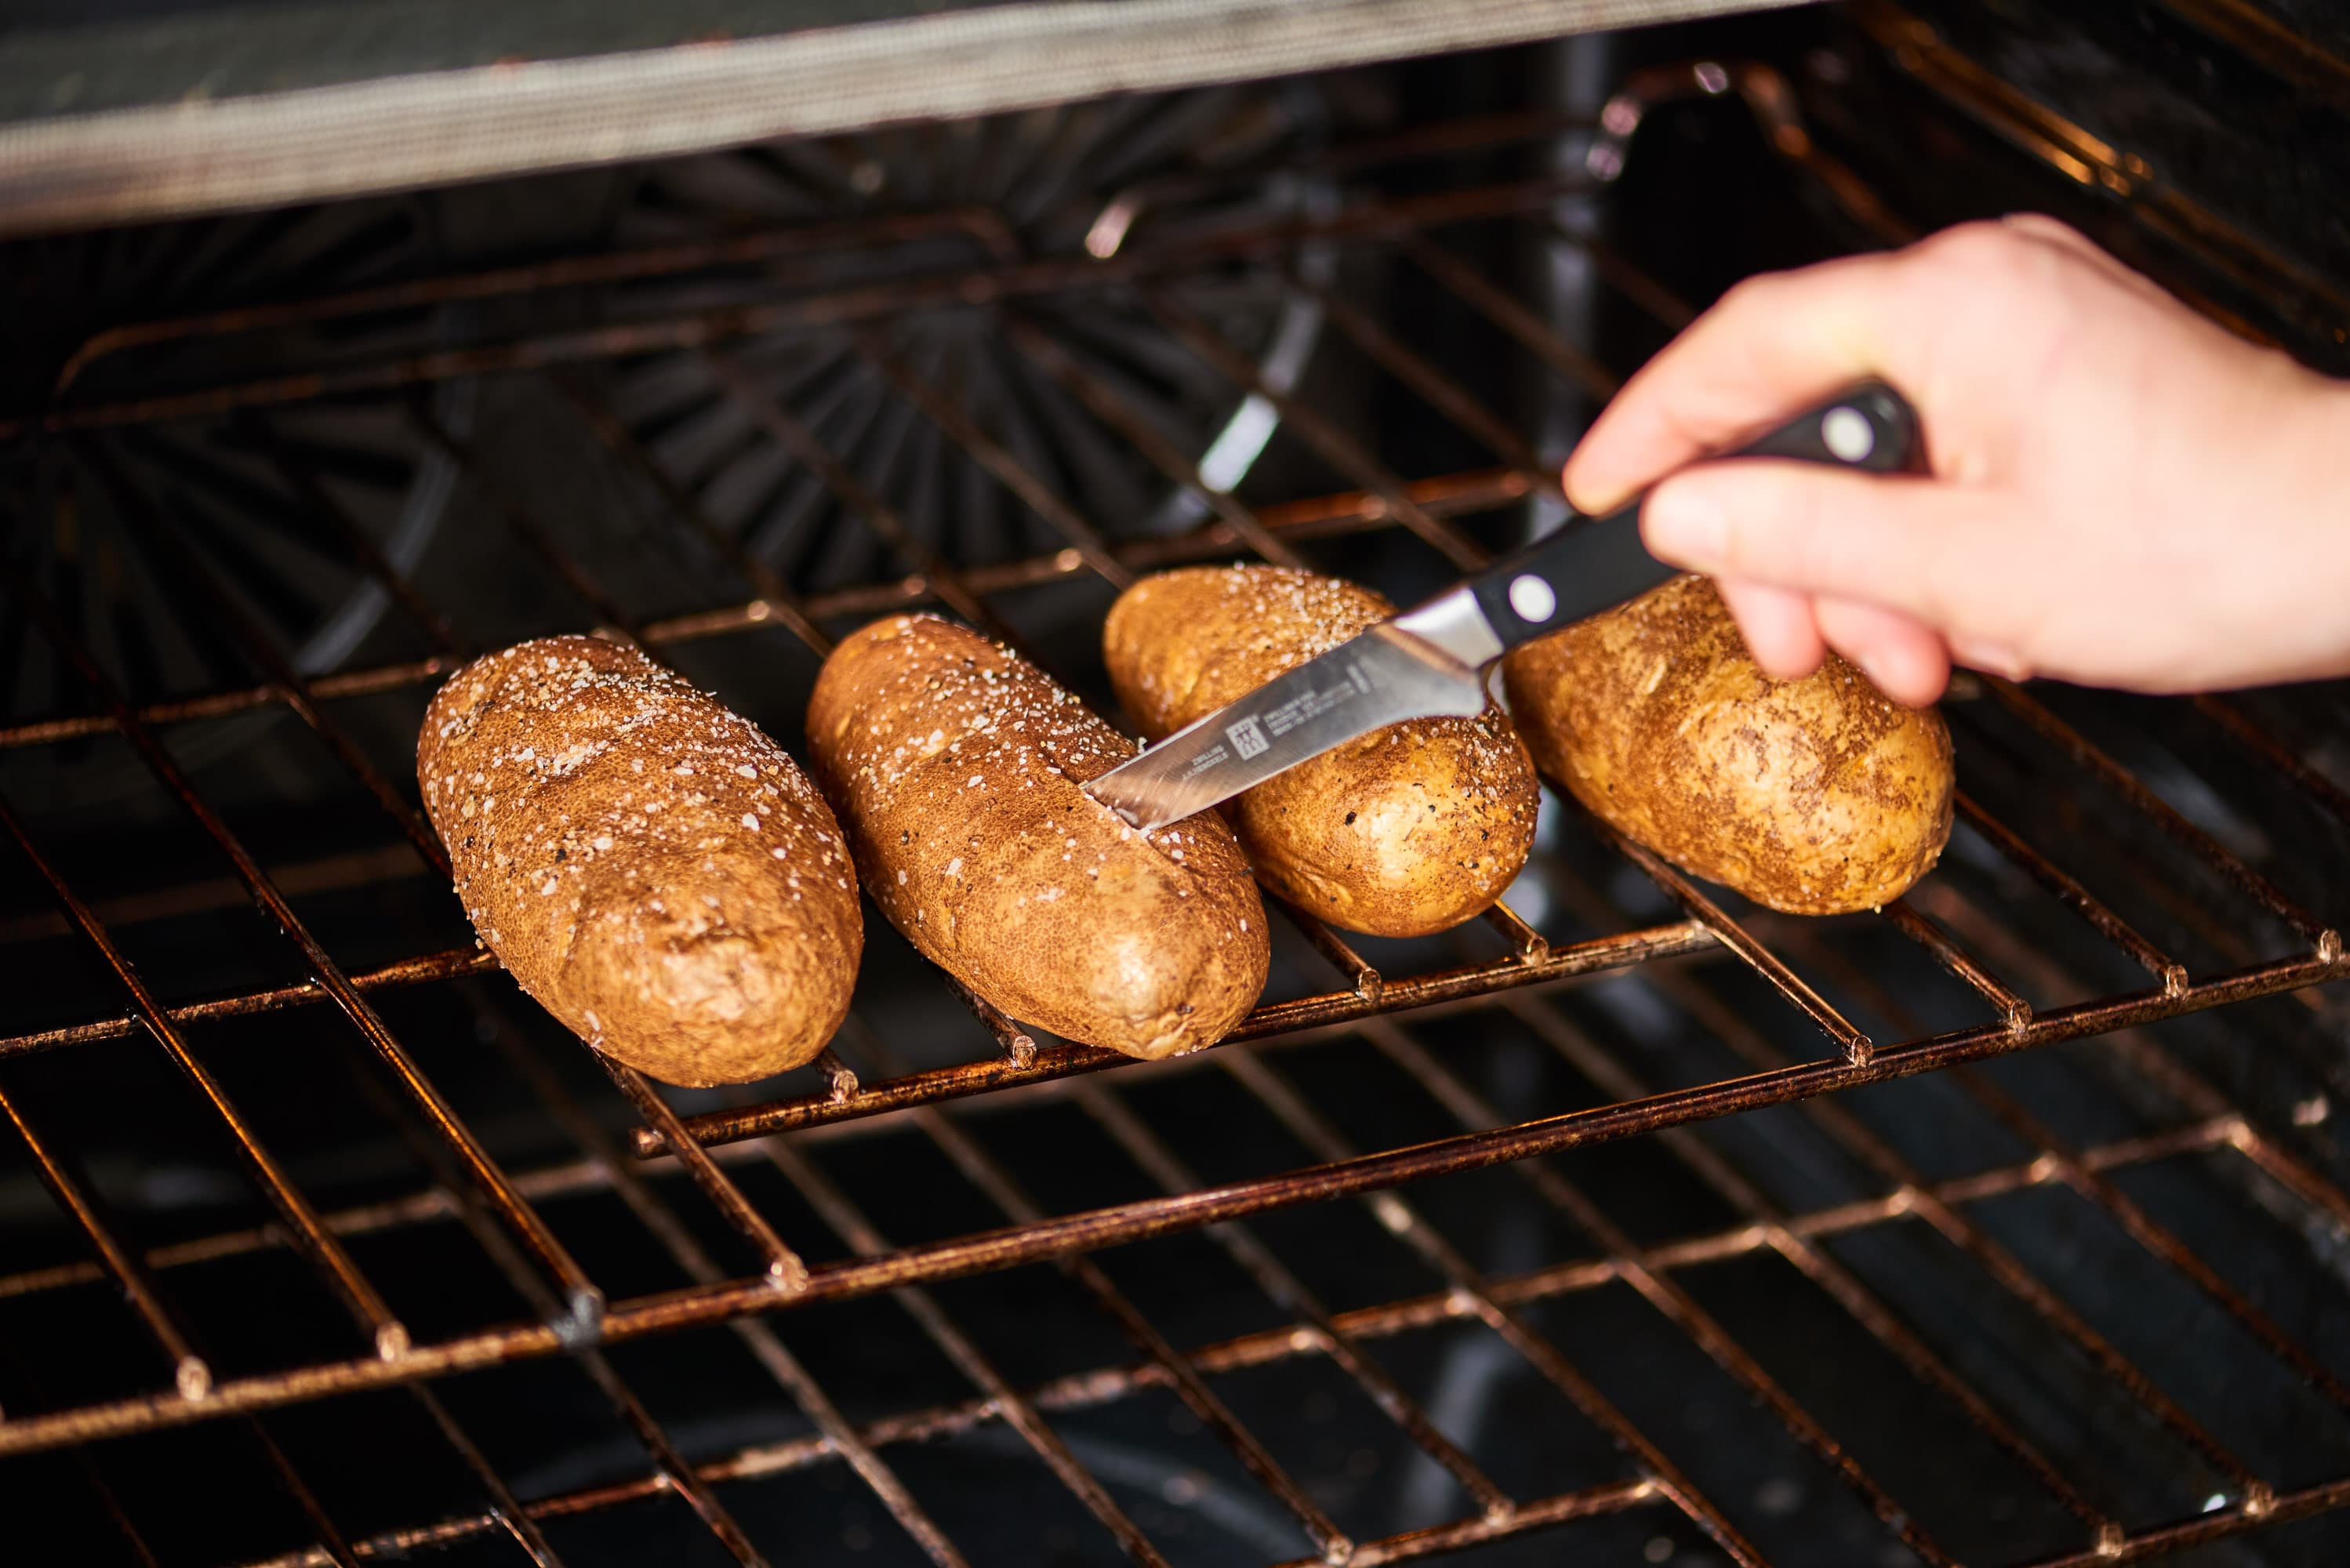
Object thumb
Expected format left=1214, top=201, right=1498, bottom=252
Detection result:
left=1639, top=459, right=1994, bottom=633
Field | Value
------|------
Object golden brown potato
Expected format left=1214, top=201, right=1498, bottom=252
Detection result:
left=1103, top=564, right=1539, bottom=937
left=417, top=637, right=862, bottom=1087
left=806, top=615, right=1269, bottom=1059
left=1502, top=575, right=1953, bottom=915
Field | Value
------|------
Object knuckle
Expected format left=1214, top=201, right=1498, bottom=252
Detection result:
left=1921, top=220, right=2033, bottom=285
left=1712, top=270, right=1784, bottom=321
left=2002, top=211, right=2089, bottom=249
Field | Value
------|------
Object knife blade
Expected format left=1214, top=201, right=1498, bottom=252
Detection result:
left=1085, top=380, right=1918, bottom=831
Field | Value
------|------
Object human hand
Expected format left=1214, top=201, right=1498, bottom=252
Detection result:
left=1562, top=215, right=2350, bottom=705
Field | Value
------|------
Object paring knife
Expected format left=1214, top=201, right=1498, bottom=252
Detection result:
left=1084, top=380, right=1919, bottom=833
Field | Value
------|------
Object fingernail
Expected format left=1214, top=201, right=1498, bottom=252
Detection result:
left=1950, top=637, right=2030, bottom=681
left=1644, top=483, right=1726, bottom=564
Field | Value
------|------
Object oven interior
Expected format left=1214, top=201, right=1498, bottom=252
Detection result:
left=4, top=4, right=2350, bottom=1565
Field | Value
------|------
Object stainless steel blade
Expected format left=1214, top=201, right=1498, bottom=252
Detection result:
left=1084, top=621, right=1491, bottom=831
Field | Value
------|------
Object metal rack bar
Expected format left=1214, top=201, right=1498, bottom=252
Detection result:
left=1211, top=1047, right=1767, bottom=1565
left=894, top=1081, right=1356, bottom=1561
left=1597, top=891, right=2276, bottom=1508
left=1596, top=826, right=1874, bottom=1061
left=1140, top=285, right=1491, bottom=571
left=947, top=978, right=1041, bottom=1067
left=11, top=985, right=2332, bottom=1461
left=401, top=1385, right=570, bottom=1568
left=1259, top=1479, right=1658, bottom=1568
left=630, top=920, right=1714, bottom=1152
left=1357, top=1014, right=1960, bottom=1564
left=49, top=1419, right=162, bottom=1566
left=0, top=900, right=496, bottom=1063
left=1477, top=898, right=1551, bottom=963
left=342, top=1049, right=772, bottom=1568
left=481, top=1011, right=969, bottom=1568
left=0, top=174, right=1587, bottom=441
left=1, top=572, right=607, bottom=1338
left=1389, top=231, right=1622, bottom=403
left=0, top=461, right=1522, bottom=755
left=1001, top=313, right=1313, bottom=570
left=229, top=418, right=467, bottom=656
left=1881, top=895, right=2034, bottom=1030
left=2192, top=694, right=2350, bottom=827
left=247, top=1423, right=363, bottom=1568
left=1492, top=988, right=2121, bottom=1544
left=1952, top=792, right=2186, bottom=993
left=0, top=1080, right=210, bottom=1401
left=1293, top=270, right=1562, bottom=491
left=1984, top=677, right=2339, bottom=956
left=51, top=207, right=1024, bottom=396
left=855, top=327, right=1137, bottom=589
left=1070, top=1076, right=1516, bottom=1519
left=702, top=347, right=1016, bottom=638
left=1912, top=879, right=2350, bottom=1239
left=757, top=1128, right=1179, bottom=1568
left=600, top=1057, right=809, bottom=1291
left=0, top=779, right=410, bottom=1361
left=0, top=1011, right=2246, bottom=1321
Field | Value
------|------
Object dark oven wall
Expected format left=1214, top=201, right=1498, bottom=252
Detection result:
left=3, top=6, right=2350, bottom=1568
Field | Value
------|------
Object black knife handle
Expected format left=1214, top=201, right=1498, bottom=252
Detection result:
left=1467, top=379, right=1920, bottom=652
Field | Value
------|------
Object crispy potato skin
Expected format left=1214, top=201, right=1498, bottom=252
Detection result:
left=1502, top=575, right=1953, bottom=915
left=806, top=615, right=1269, bottom=1060
left=417, top=637, right=862, bottom=1086
left=1103, top=565, right=1538, bottom=938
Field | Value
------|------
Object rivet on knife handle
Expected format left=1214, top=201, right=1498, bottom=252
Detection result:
left=1468, top=379, right=1919, bottom=652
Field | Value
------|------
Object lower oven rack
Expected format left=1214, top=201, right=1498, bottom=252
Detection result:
left=2, top=50, right=2348, bottom=1568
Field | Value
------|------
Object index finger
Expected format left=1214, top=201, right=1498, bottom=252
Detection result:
left=1563, top=247, right=1915, bottom=514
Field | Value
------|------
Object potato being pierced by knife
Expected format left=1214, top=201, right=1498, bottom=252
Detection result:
left=1502, top=575, right=1954, bottom=915
left=1104, top=564, right=1539, bottom=937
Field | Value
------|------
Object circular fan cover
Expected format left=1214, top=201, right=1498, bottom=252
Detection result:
left=0, top=199, right=477, bottom=811
left=602, top=83, right=1335, bottom=591
left=0, top=82, right=1332, bottom=811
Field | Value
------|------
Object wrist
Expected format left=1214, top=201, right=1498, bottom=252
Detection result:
left=2261, top=368, right=2350, bottom=683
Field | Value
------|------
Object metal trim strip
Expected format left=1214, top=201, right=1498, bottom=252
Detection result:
left=0, top=0, right=1802, bottom=235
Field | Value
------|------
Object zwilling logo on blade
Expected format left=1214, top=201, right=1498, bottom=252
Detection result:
left=1225, top=715, right=1270, bottom=759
